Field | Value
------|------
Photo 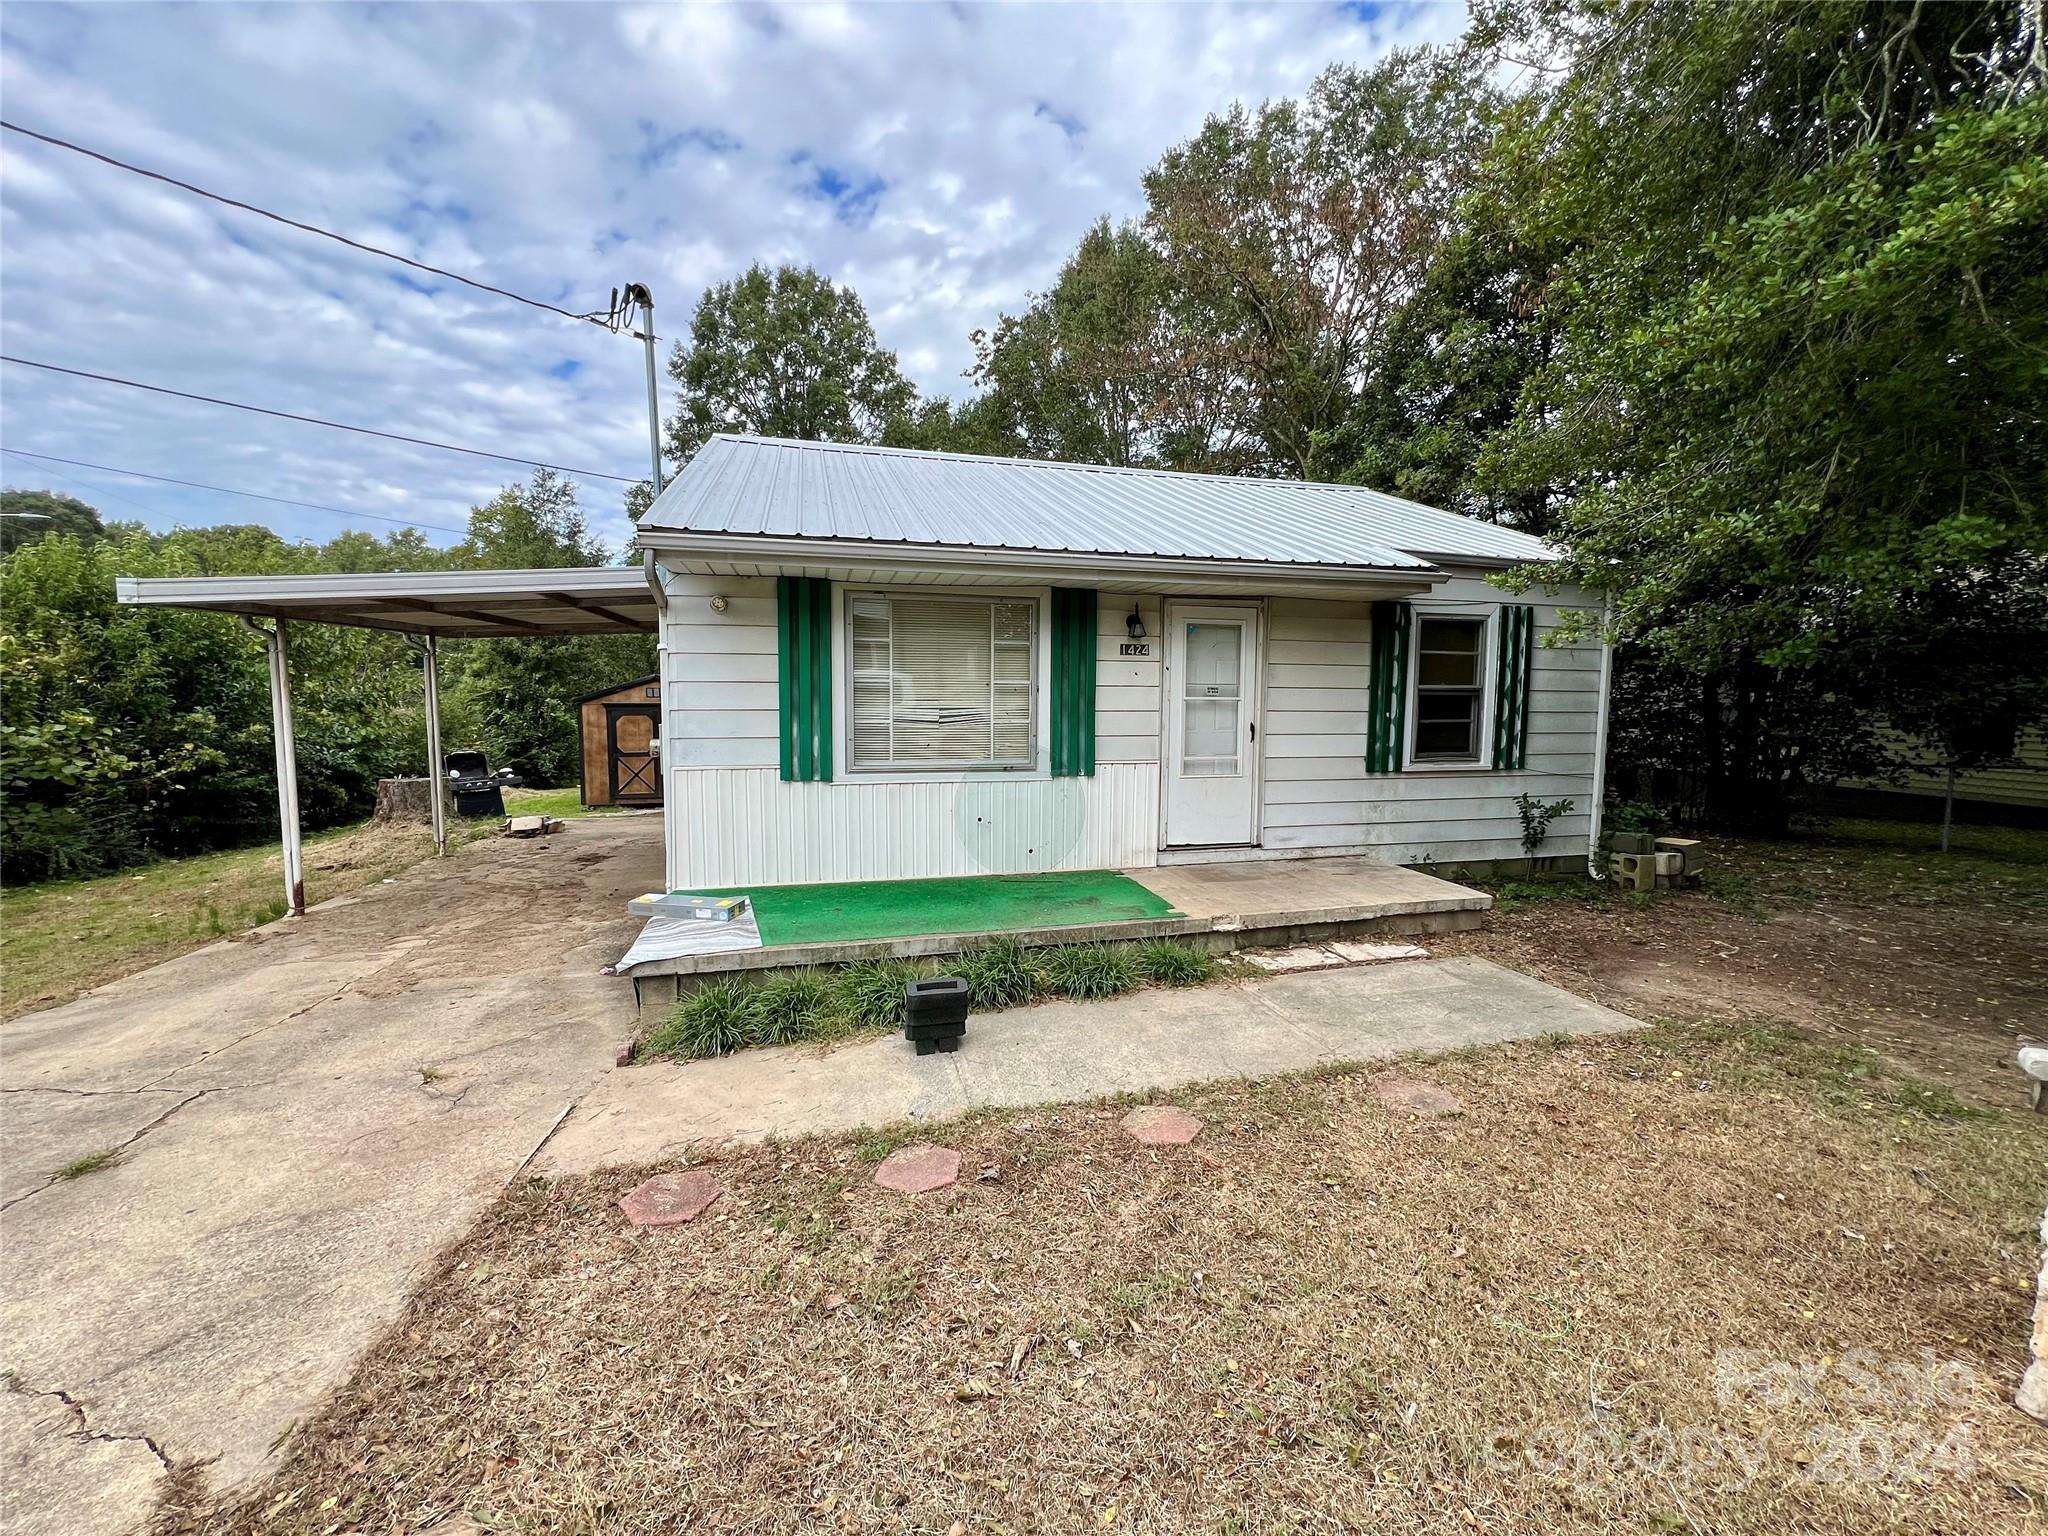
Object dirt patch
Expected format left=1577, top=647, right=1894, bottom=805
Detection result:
left=1437, top=820, right=2047, bottom=1107
left=160, top=1024, right=2044, bottom=1536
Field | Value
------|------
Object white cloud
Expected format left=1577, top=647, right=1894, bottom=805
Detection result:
left=0, top=0, right=1468, bottom=553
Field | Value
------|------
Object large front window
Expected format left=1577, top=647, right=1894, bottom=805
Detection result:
left=848, top=592, right=1036, bottom=770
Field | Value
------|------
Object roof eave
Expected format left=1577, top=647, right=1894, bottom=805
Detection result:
left=634, top=529, right=1446, bottom=591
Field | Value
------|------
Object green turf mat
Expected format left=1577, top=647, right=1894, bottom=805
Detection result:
left=687, top=869, right=1180, bottom=947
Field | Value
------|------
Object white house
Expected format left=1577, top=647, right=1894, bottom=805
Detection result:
left=633, top=435, right=1609, bottom=892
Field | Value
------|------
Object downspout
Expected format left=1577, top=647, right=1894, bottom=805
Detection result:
left=643, top=548, right=674, bottom=893
left=1585, top=591, right=1616, bottom=881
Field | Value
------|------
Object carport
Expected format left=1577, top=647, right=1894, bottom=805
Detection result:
left=115, top=564, right=665, bottom=915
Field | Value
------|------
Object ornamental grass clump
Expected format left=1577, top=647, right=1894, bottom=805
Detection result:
left=952, top=935, right=1041, bottom=1010
left=646, top=977, right=758, bottom=1060
left=1135, top=939, right=1217, bottom=987
left=1037, top=942, right=1140, bottom=1000
left=750, top=969, right=840, bottom=1045
left=833, top=957, right=928, bottom=1030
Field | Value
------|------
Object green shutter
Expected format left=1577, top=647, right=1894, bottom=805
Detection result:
left=1491, top=604, right=1535, bottom=770
left=1366, top=600, right=1411, bottom=774
left=1050, top=588, right=1098, bottom=777
left=776, top=575, right=832, bottom=782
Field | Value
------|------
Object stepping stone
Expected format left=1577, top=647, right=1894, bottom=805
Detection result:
left=1326, top=941, right=1429, bottom=963
left=1122, top=1105, right=1204, bottom=1146
left=619, top=1169, right=722, bottom=1227
left=873, top=1144, right=961, bottom=1194
left=1243, top=946, right=1341, bottom=973
left=1371, top=1079, right=1463, bottom=1116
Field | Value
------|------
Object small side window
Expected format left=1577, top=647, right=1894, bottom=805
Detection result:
left=1413, top=616, right=1485, bottom=762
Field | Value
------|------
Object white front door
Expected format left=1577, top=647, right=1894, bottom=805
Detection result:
left=1162, top=602, right=1260, bottom=847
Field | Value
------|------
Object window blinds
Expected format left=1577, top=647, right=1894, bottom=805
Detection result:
left=849, top=593, right=1036, bottom=769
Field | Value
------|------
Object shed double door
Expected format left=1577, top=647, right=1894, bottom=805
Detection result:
left=605, top=705, right=662, bottom=805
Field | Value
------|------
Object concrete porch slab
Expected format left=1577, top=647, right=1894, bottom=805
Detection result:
left=1127, top=855, right=1490, bottom=927
left=621, top=853, right=1491, bottom=990
left=541, top=956, right=1639, bottom=1174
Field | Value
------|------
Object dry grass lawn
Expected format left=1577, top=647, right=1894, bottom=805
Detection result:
left=166, top=1020, right=2046, bottom=1535
left=0, top=817, right=493, bottom=1019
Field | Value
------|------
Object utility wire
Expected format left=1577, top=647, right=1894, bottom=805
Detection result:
left=0, top=356, right=637, bottom=483
left=0, top=118, right=628, bottom=330
left=0, top=447, right=469, bottom=534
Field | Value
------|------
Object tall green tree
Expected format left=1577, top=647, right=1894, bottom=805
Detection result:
left=1141, top=51, right=1500, bottom=480
left=663, top=263, right=917, bottom=464
left=1, top=489, right=105, bottom=554
left=1476, top=0, right=2047, bottom=825
left=967, top=219, right=1249, bottom=470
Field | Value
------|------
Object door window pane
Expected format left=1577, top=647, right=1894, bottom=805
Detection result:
left=1182, top=622, right=1242, bottom=776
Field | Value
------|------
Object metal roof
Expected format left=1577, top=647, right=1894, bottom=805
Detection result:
left=115, top=566, right=656, bottom=636
left=637, top=434, right=1552, bottom=569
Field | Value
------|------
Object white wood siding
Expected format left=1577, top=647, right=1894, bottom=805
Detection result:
left=672, top=764, right=1160, bottom=886
left=1258, top=577, right=1603, bottom=865
left=658, top=564, right=1606, bottom=885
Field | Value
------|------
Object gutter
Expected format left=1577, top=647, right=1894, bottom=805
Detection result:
left=634, top=531, right=1447, bottom=591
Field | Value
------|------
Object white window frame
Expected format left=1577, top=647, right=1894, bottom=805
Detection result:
left=835, top=584, right=1052, bottom=779
left=1402, top=603, right=1498, bottom=773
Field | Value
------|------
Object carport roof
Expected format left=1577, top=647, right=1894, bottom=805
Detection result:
left=114, top=566, right=656, bottom=636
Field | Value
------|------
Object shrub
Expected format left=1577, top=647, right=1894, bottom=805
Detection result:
left=952, top=935, right=1041, bottom=1009
left=750, top=969, right=839, bottom=1045
left=1515, top=793, right=1576, bottom=856
left=1038, top=942, right=1139, bottom=1000
left=645, top=977, right=759, bottom=1060
left=833, top=957, right=927, bottom=1029
left=1135, top=939, right=1216, bottom=987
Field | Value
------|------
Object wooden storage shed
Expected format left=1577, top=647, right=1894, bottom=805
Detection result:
left=577, top=673, right=663, bottom=807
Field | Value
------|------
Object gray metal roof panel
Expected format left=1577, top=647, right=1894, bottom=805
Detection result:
left=640, top=435, right=1551, bottom=569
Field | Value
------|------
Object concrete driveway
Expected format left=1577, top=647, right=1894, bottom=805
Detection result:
left=0, top=815, right=657, bottom=1536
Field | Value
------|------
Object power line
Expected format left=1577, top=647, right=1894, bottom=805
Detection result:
left=1, top=118, right=629, bottom=331
left=0, top=355, right=638, bottom=483
left=0, top=448, right=469, bottom=534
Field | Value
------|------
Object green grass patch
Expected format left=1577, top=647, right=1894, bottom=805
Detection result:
left=0, top=817, right=492, bottom=1021
left=751, top=970, right=841, bottom=1046
left=501, top=786, right=616, bottom=820
left=54, top=1147, right=125, bottom=1180
left=1488, top=876, right=1612, bottom=912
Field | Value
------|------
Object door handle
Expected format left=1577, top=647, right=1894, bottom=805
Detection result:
left=1249, top=720, right=1257, bottom=742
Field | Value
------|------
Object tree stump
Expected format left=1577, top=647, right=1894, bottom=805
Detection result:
left=373, top=776, right=436, bottom=825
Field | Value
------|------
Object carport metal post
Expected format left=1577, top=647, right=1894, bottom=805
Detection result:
left=415, top=633, right=447, bottom=854
left=241, top=616, right=305, bottom=916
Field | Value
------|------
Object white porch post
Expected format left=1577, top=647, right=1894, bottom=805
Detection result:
left=243, top=616, right=305, bottom=916
left=421, top=633, right=447, bottom=854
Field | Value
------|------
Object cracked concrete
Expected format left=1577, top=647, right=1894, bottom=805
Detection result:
left=0, top=817, right=656, bottom=1535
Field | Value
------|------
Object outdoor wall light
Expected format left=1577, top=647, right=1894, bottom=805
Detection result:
left=708, top=594, right=729, bottom=613
left=1126, top=605, right=1146, bottom=640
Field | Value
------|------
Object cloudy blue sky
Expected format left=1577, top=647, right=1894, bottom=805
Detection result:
left=0, top=1, right=1465, bottom=554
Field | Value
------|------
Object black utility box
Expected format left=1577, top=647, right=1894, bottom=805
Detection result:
left=905, top=976, right=969, bottom=1055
